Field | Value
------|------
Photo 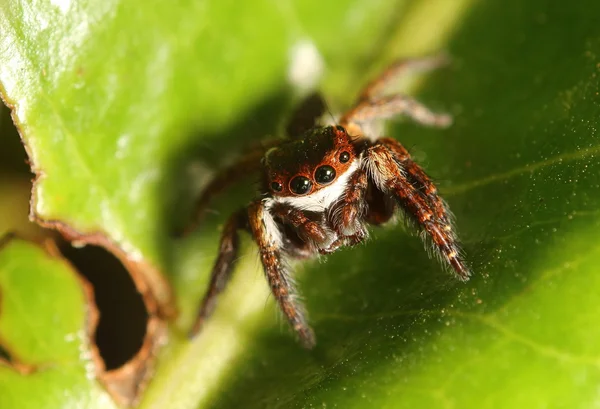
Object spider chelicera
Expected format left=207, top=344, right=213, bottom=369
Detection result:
left=183, top=54, right=470, bottom=348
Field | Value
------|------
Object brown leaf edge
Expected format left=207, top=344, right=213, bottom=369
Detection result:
left=0, top=233, right=167, bottom=408
left=0, top=92, right=174, bottom=407
left=0, top=233, right=151, bottom=403
left=37, top=226, right=173, bottom=408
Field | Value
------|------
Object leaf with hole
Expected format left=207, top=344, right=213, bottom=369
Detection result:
left=0, top=237, right=118, bottom=409
left=1, top=0, right=600, bottom=408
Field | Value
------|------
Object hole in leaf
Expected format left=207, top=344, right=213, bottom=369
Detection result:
left=1, top=103, right=151, bottom=372
left=0, top=106, right=29, bottom=176
left=59, top=242, right=148, bottom=370
left=0, top=345, right=11, bottom=362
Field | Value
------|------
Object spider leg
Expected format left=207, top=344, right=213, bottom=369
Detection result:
left=364, top=144, right=470, bottom=280
left=249, top=200, right=316, bottom=348
left=331, top=168, right=369, bottom=239
left=340, top=94, right=452, bottom=137
left=340, top=54, right=451, bottom=138
left=286, top=92, right=327, bottom=139
left=189, top=208, right=247, bottom=337
left=358, top=54, right=450, bottom=101
left=178, top=140, right=281, bottom=237
left=379, top=137, right=452, bottom=226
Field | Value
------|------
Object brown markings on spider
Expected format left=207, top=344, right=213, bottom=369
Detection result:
left=182, top=54, right=471, bottom=349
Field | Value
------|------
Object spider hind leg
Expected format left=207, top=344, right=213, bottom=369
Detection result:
left=358, top=54, right=451, bottom=101
left=286, top=92, right=328, bottom=139
left=339, top=54, right=452, bottom=138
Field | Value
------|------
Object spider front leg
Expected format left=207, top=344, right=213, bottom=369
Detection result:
left=365, top=144, right=470, bottom=280
left=380, top=137, right=452, bottom=226
left=249, top=200, right=316, bottom=348
left=331, top=169, right=369, bottom=243
left=189, top=209, right=247, bottom=337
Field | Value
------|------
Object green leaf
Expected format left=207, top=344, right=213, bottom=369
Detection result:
left=2, top=0, right=600, bottom=408
left=0, top=238, right=117, bottom=409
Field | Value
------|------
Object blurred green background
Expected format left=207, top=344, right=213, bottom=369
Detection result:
left=1, top=0, right=600, bottom=408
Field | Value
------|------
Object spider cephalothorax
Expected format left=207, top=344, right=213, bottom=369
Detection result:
left=184, top=55, right=470, bottom=348
left=263, top=125, right=358, bottom=200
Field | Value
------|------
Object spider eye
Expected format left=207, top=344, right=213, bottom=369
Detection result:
left=339, top=151, right=351, bottom=163
left=335, top=125, right=346, bottom=133
left=289, top=176, right=312, bottom=195
left=314, top=165, right=336, bottom=185
left=271, top=181, right=283, bottom=192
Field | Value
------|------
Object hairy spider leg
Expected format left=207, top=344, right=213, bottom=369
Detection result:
left=179, top=141, right=281, bottom=238
left=379, top=137, right=453, bottom=226
left=337, top=57, right=467, bottom=278
left=248, top=200, right=316, bottom=349
left=189, top=209, right=247, bottom=337
left=365, top=144, right=470, bottom=280
left=340, top=94, right=452, bottom=137
left=339, top=54, right=451, bottom=138
left=358, top=54, right=450, bottom=101
left=286, top=92, right=328, bottom=139
left=330, top=169, right=369, bottom=238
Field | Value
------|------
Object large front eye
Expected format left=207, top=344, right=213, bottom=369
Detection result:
left=290, top=176, right=312, bottom=195
left=314, top=165, right=336, bottom=185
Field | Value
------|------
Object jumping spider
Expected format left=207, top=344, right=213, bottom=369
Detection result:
left=183, top=54, right=470, bottom=348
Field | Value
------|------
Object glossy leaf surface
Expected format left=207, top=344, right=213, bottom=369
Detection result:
left=1, top=0, right=599, bottom=408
